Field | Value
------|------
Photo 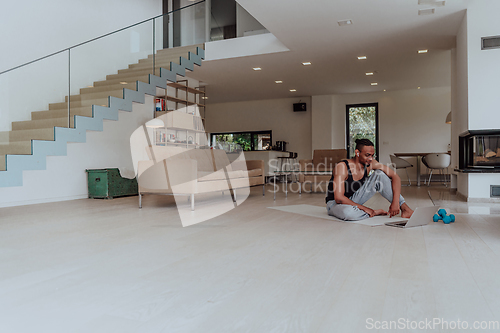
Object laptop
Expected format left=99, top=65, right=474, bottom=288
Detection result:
left=384, top=206, right=439, bottom=228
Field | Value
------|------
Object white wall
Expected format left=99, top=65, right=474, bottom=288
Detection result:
left=466, top=0, right=500, bottom=131
left=205, top=86, right=451, bottom=182
left=0, top=0, right=161, bottom=73
left=204, top=33, right=289, bottom=61
left=205, top=97, right=312, bottom=161
left=328, top=87, right=452, bottom=182
left=311, top=95, right=334, bottom=151
left=455, top=12, right=469, bottom=198
left=0, top=0, right=161, bottom=131
left=236, top=3, right=266, bottom=37
left=468, top=174, right=500, bottom=200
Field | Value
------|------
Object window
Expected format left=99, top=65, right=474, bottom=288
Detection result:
left=346, top=103, right=379, bottom=158
left=211, top=131, right=272, bottom=152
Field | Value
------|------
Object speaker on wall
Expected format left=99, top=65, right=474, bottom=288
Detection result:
left=293, top=103, right=307, bottom=112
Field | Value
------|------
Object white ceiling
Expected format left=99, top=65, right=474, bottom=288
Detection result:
left=189, top=0, right=470, bottom=104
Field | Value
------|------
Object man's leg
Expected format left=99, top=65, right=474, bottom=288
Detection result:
left=326, top=200, right=369, bottom=221
left=350, top=170, right=405, bottom=206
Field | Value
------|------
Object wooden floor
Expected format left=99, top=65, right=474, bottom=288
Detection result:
left=1, top=185, right=500, bottom=332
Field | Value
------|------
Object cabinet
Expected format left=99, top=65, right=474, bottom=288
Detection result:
left=86, top=168, right=138, bottom=199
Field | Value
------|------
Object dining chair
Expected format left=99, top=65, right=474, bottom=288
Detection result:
left=423, top=153, right=451, bottom=187
left=390, top=155, right=413, bottom=186
left=421, top=155, right=430, bottom=185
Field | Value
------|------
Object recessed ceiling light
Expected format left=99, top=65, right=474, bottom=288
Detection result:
left=201, top=96, right=208, bottom=100
left=338, top=19, right=353, bottom=26
left=358, top=56, right=367, bottom=60
left=371, top=83, right=378, bottom=86
left=120, top=81, right=127, bottom=84
left=253, top=67, right=262, bottom=71
left=418, top=49, right=428, bottom=53
left=275, top=80, right=283, bottom=84
left=383, top=89, right=387, bottom=92
left=418, top=87, right=421, bottom=89
left=418, top=0, right=445, bottom=6
left=366, top=72, right=374, bottom=76
left=418, top=8, right=435, bottom=15
left=302, top=62, right=312, bottom=66
left=290, top=89, right=297, bottom=92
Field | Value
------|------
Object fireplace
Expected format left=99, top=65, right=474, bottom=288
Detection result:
left=459, top=130, right=500, bottom=172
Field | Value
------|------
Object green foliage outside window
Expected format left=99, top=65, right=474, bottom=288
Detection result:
left=234, top=135, right=251, bottom=151
left=348, top=106, right=377, bottom=157
left=213, top=134, right=251, bottom=151
left=212, top=131, right=271, bottom=152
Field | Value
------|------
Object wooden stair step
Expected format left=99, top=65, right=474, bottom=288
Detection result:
left=12, top=117, right=73, bottom=131
left=105, top=65, right=182, bottom=81
left=0, top=131, right=9, bottom=143
left=65, top=89, right=124, bottom=102
left=80, top=82, right=136, bottom=94
left=117, top=62, right=180, bottom=75
left=126, top=58, right=181, bottom=71
left=49, top=98, right=109, bottom=110
left=137, top=56, right=180, bottom=64
left=144, top=48, right=198, bottom=60
left=0, top=141, right=32, bottom=155
left=106, top=69, right=159, bottom=81
left=126, top=62, right=183, bottom=73
left=4, top=128, right=55, bottom=142
left=153, top=45, right=200, bottom=57
left=105, top=61, right=188, bottom=80
left=137, top=47, right=199, bottom=63
left=100, top=45, right=202, bottom=83
left=93, top=75, right=150, bottom=87
left=31, top=106, right=93, bottom=120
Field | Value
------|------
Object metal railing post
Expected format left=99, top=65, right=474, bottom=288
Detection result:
left=153, top=18, right=156, bottom=76
left=205, top=0, right=211, bottom=42
left=68, top=49, right=71, bottom=128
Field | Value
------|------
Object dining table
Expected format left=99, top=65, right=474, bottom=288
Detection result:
left=394, top=152, right=450, bottom=186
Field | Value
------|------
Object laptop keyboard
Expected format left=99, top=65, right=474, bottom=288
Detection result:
left=393, top=222, right=407, bottom=227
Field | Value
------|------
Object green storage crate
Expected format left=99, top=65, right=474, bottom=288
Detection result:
left=86, top=168, right=138, bottom=199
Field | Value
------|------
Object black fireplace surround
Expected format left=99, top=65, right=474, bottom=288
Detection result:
left=458, top=129, right=500, bottom=172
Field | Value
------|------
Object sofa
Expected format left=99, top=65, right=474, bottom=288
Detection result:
left=298, top=149, right=347, bottom=192
left=137, top=146, right=265, bottom=209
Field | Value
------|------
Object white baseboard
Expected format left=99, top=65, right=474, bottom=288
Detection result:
left=456, top=190, right=500, bottom=203
left=0, top=194, right=88, bottom=208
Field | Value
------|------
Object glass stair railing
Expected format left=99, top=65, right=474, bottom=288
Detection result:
left=0, top=1, right=209, bottom=186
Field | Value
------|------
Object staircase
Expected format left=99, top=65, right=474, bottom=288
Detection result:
left=0, top=44, right=205, bottom=187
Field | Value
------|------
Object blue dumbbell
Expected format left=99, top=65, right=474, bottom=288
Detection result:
left=450, top=214, right=455, bottom=223
left=433, top=214, right=441, bottom=222
left=438, top=209, right=447, bottom=217
left=443, top=215, right=451, bottom=224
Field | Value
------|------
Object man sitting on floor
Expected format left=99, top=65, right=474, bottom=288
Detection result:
left=326, top=138, right=414, bottom=221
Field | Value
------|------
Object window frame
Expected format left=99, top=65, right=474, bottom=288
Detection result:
left=345, top=103, right=380, bottom=159
left=210, top=130, right=273, bottom=151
